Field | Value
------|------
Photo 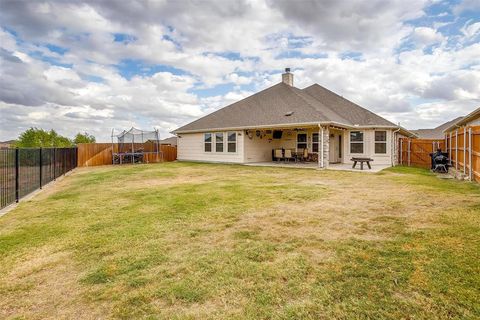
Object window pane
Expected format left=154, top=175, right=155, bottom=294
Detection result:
left=215, top=132, right=223, bottom=142
left=350, top=131, right=363, bottom=142
left=228, top=132, right=236, bottom=142
left=312, top=133, right=319, bottom=142
left=375, top=143, right=386, bottom=154
left=205, top=143, right=211, bottom=152
left=312, top=143, right=318, bottom=153
left=228, top=142, right=236, bottom=152
left=216, top=143, right=223, bottom=152
left=375, top=131, right=386, bottom=142
left=350, top=143, right=363, bottom=153
left=204, top=133, right=212, bottom=142
left=297, top=133, right=307, bottom=142
left=298, top=143, right=307, bottom=149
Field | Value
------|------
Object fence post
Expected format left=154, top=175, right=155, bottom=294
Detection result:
left=469, top=127, right=473, bottom=181
left=15, top=148, right=19, bottom=203
left=400, top=139, right=403, bottom=165
left=464, top=127, right=467, bottom=175
left=53, top=148, right=57, bottom=181
left=408, top=139, right=411, bottom=166
left=39, top=148, right=43, bottom=189
left=455, top=129, right=458, bottom=171
left=449, top=132, right=452, bottom=165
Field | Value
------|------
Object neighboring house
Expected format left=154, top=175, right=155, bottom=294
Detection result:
left=159, top=136, right=177, bottom=147
left=173, top=69, right=414, bottom=168
left=0, top=140, right=15, bottom=149
left=444, top=106, right=480, bottom=132
left=411, top=117, right=464, bottom=140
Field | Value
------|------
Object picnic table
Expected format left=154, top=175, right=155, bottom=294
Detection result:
left=351, top=157, right=373, bottom=170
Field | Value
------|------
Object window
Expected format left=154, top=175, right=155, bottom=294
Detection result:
left=375, top=131, right=387, bottom=154
left=204, top=133, right=212, bottom=152
left=215, top=132, right=224, bottom=152
left=350, top=131, right=364, bottom=154
left=227, top=131, right=236, bottom=152
left=297, top=133, right=307, bottom=150
left=312, top=133, right=319, bottom=152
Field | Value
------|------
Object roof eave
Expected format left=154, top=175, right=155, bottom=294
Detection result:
left=443, top=106, right=480, bottom=133
left=172, top=121, right=406, bottom=134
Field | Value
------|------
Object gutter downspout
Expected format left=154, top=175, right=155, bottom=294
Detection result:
left=392, top=127, right=401, bottom=166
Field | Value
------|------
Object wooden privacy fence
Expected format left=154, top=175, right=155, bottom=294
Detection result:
left=399, top=126, right=480, bottom=182
left=77, top=143, right=177, bottom=167
left=399, top=138, right=445, bottom=168
left=445, top=126, right=480, bottom=182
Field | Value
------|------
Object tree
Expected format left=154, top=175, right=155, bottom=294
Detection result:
left=14, top=128, right=73, bottom=148
left=74, top=132, right=96, bottom=144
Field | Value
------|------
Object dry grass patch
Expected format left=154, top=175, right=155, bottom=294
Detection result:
left=0, top=162, right=479, bottom=319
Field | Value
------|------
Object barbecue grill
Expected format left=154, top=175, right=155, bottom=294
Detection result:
left=430, top=151, right=449, bottom=173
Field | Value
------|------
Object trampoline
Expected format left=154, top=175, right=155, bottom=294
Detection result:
left=111, top=127, right=162, bottom=164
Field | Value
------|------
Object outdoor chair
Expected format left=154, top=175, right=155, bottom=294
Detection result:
left=284, top=149, right=295, bottom=162
left=274, top=149, right=284, bottom=162
left=302, top=148, right=309, bottom=162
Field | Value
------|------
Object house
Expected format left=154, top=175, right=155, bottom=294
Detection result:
left=173, top=69, right=414, bottom=168
left=0, top=140, right=15, bottom=149
left=411, top=117, right=463, bottom=140
left=159, top=136, right=177, bottom=147
left=444, top=107, right=480, bottom=132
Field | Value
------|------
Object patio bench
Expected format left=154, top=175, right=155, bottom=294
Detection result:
left=351, top=157, right=373, bottom=170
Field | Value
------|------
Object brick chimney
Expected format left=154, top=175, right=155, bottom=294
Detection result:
left=282, top=68, right=293, bottom=86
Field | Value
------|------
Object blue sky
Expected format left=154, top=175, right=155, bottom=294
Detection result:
left=0, top=0, right=479, bottom=141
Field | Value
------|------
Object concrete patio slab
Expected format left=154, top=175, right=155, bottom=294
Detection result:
left=244, top=162, right=391, bottom=173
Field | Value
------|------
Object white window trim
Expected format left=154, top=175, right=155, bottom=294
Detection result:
left=215, top=132, right=225, bottom=153
left=227, top=131, right=237, bottom=153
left=296, top=132, right=308, bottom=152
left=204, top=133, right=212, bottom=153
left=312, top=132, right=319, bottom=154
left=374, top=130, right=387, bottom=154
left=350, top=130, right=364, bottom=154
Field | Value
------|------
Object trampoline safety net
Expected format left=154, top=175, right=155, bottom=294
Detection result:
left=111, top=127, right=162, bottom=164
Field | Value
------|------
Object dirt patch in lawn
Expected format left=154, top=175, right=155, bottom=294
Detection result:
left=0, top=246, right=106, bottom=320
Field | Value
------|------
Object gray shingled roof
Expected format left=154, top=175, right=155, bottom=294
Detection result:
left=443, top=106, right=479, bottom=132
left=159, top=136, right=177, bottom=146
left=411, top=116, right=464, bottom=139
left=174, top=82, right=398, bottom=133
left=302, top=84, right=396, bottom=127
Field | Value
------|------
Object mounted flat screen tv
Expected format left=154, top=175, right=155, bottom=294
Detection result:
left=272, top=130, right=283, bottom=139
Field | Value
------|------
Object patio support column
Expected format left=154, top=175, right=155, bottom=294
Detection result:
left=319, top=125, right=323, bottom=168
left=318, top=125, right=329, bottom=169
left=323, top=126, right=329, bottom=169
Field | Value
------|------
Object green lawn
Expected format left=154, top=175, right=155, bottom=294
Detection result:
left=0, top=162, right=479, bottom=319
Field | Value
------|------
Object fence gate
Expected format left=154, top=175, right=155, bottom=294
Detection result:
left=399, top=138, right=445, bottom=169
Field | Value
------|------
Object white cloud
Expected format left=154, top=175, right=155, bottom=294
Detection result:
left=0, top=0, right=479, bottom=140
left=412, top=27, right=445, bottom=46
left=461, top=20, right=480, bottom=40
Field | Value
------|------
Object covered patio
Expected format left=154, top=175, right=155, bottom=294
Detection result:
left=243, top=125, right=338, bottom=168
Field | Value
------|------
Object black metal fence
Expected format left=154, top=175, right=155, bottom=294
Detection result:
left=0, top=148, right=77, bottom=210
